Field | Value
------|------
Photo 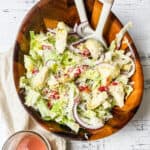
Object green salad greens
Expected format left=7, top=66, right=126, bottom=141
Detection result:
left=20, top=22, right=135, bottom=133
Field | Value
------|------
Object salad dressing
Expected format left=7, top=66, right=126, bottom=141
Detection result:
left=16, top=135, right=47, bottom=150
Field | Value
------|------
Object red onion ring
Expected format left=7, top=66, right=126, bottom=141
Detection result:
left=48, top=27, right=78, bottom=35
left=68, top=37, right=88, bottom=53
left=47, top=28, right=56, bottom=34
left=73, top=102, right=104, bottom=130
left=76, top=21, right=88, bottom=37
left=73, top=23, right=78, bottom=33
left=94, top=54, right=105, bottom=65
left=122, top=59, right=135, bottom=78
left=121, top=55, right=135, bottom=78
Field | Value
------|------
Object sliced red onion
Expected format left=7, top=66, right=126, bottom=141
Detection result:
left=73, top=23, right=78, bottom=33
left=125, top=51, right=132, bottom=57
left=122, top=59, right=135, bottom=78
left=68, top=32, right=78, bottom=35
left=68, top=23, right=80, bottom=35
left=68, top=44, right=80, bottom=54
left=121, top=56, right=135, bottom=78
left=94, top=54, right=105, bottom=65
left=116, top=22, right=132, bottom=49
left=48, top=26, right=77, bottom=35
left=68, top=38, right=87, bottom=53
left=76, top=21, right=94, bottom=37
left=125, top=37, right=136, bottom=59
left=76, top=21, right=88, bottom=37
left=73, top=102, right=104, bottom=130
left=47, top=28, right=56, bottom=34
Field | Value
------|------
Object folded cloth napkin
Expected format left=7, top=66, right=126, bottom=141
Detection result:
left=0, top=49, right=66, bottom=150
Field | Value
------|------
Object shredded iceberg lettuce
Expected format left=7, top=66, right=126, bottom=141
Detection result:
left=19, top=22, right=135, bottom=133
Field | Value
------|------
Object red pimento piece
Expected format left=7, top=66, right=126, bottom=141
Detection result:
left=47, top=101, right=52, bottom=109
left=82, top=49, right=91, bottom=57
left=112, top=82, right=118, bottom=86
left=49, top=91, right=60, bottom=99
left=42, top=45, right=52, bottom=50
left=79, top=85, right=91, bottom=93
left=74, top=68, right=81, bottom=77
left=98, top=86, right=108, bottom=92
left=32, top=69, right=39, bottom=74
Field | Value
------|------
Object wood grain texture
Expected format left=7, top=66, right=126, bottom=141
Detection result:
left=0, top=0, right=150, bottom=149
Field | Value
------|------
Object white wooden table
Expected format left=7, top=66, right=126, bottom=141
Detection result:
left=0, top=0, right=150, bottom=149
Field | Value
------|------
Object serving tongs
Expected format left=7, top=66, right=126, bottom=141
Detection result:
left=74, top=0, right=114, bottom=47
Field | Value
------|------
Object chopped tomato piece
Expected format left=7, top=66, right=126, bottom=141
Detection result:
left=98, top=86, right=108, bottom=92
left=82, top=49, right=91, bottom=57
left=47, top=101, right=52, bottom=109
left=79, top=85, right=90, bottom=93
left=112, top=82, right=118, bottom=86
left=32, top=69, right=39, bottom=74
left=74, top=68, right=81, bottom=77
left=49, top=91, right=60, bottom=99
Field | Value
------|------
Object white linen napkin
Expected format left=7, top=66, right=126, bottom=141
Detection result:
left=0, top=49, right=66, bottom=150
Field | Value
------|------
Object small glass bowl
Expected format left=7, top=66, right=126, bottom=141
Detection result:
left=2, top=130, right=51, bottom=150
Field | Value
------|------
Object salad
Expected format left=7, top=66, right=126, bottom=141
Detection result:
left=20, top=22, right=135, bottom=133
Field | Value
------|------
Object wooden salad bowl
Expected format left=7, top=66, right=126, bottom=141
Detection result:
left=13, top=0, right=144, bottom=140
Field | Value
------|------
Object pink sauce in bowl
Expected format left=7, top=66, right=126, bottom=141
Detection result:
left=2, top=131, right=51, bottom=150
left=16, top=134, right=47, bottom=150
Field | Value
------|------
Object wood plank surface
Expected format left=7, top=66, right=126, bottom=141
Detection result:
left=0, top=0, right=150, bottom=149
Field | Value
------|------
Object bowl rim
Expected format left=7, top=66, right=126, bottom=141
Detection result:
left=12, top=0, right=144, bottom=141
